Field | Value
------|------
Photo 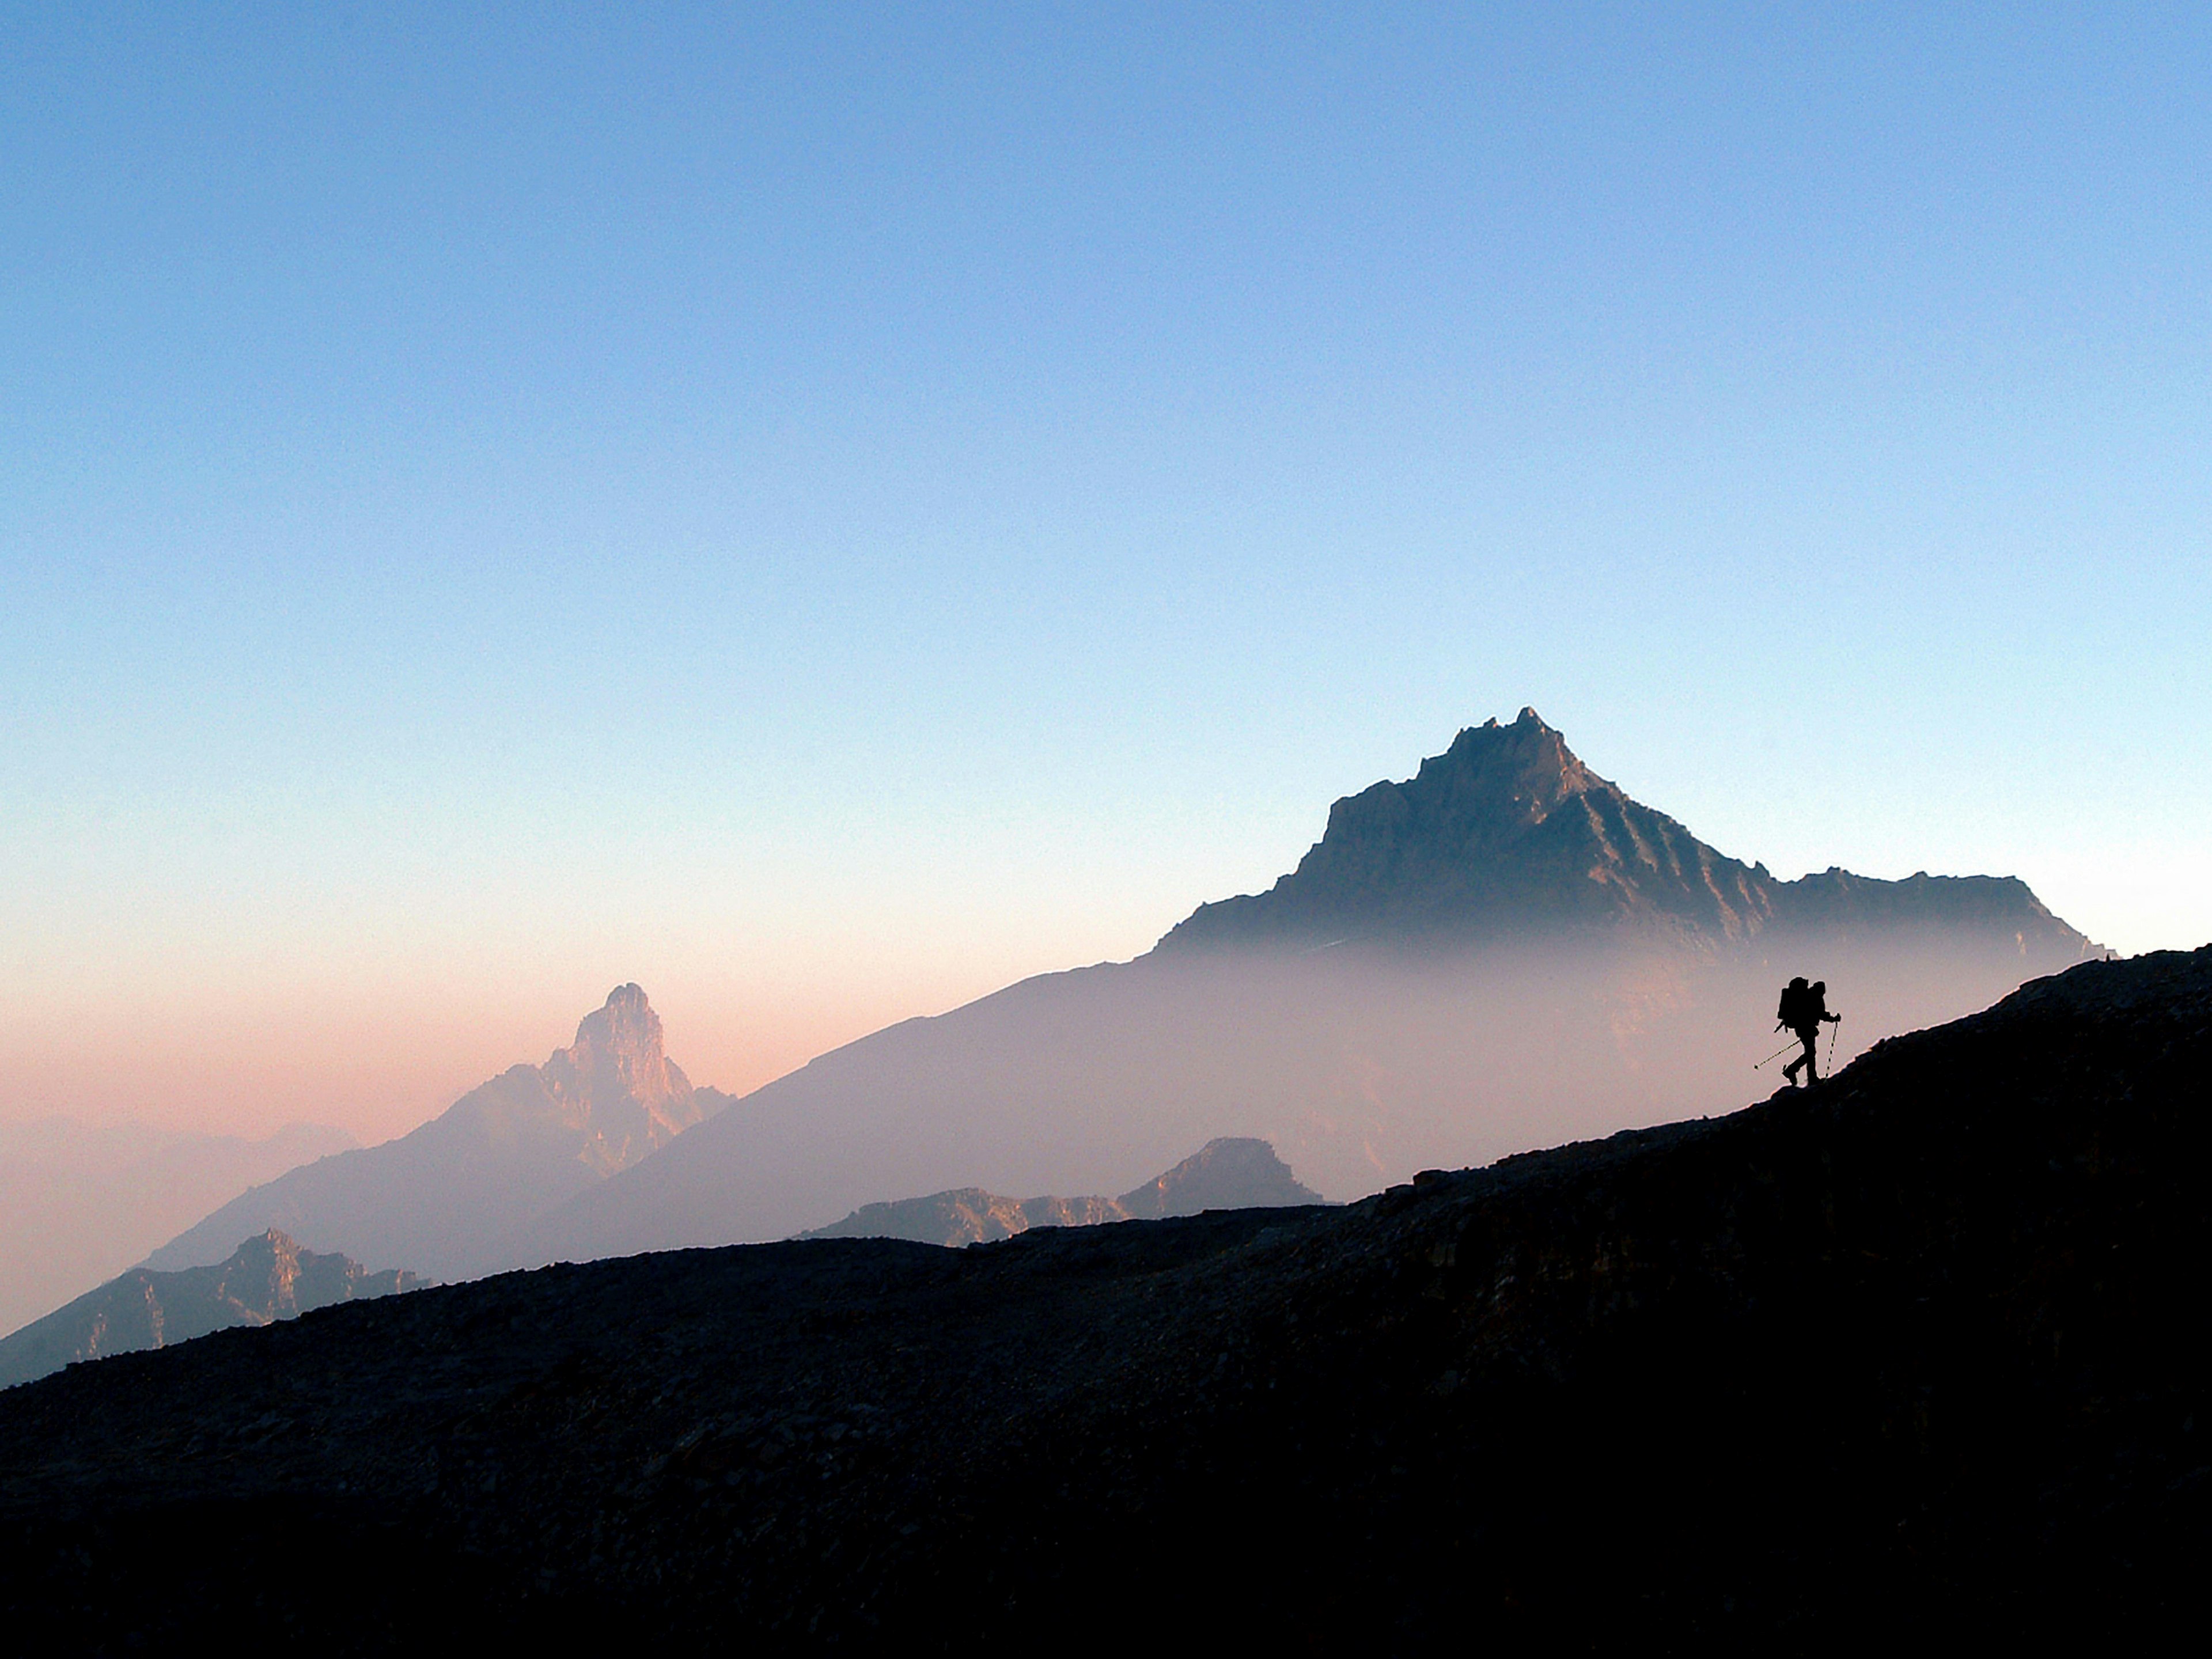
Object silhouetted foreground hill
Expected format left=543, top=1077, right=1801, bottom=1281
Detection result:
left=800, top=1137, right=1323, bottom=1245
left=3, top=949, right=2207, bottom=1650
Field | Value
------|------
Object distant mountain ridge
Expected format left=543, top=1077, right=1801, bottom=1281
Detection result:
left=0, top=1229, right=419, bottom=1389
left=1161, top=709, right=2092, bottom=954
left=518, top=710, right=2100, bottom=1262
left=801, top=1138, right=1324, bottom=1247
left=146, top=986, right=733, bottom=1280
left=143, top=710, right=2103, bottom=1281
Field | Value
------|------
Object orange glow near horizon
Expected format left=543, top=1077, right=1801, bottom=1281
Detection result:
left=0, top=950, right=1137, bottom=1146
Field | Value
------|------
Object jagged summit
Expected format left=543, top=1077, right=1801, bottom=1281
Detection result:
left=1160, top=710, right=2094, bottom=956
left=541, top=984, right=700, bottom=1168
left=1160, top=708, right=1769, bottom=949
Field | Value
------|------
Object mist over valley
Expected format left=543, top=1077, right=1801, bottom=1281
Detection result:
left=18, top=711, right=2098, bottom=1338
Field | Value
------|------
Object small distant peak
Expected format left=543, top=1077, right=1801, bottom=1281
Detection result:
left=1517, top=706, right=1545, bottom=727
left=604, top=983, right=650, bottom=1012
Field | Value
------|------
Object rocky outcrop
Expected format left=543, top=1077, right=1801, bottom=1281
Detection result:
left=801, top=1138, right=1323, bottom=1245
left=145, top=986, right=735, bottom=1281
left=0, top=949, right=2206, bottom=1645
left=0, top=1229, right=420, bottom=1388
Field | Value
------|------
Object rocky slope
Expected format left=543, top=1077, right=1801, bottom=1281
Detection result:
left=801, top=1137, right=1323, bottom=1245
left=0, top=1229, right=420, bottom=1388
left=2, top=948, right=2204, bottom=1648
left=146, top=986, right=733, bottom=1281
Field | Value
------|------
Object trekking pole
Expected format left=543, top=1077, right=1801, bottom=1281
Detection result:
left=1827, top=1016, right=1840, bottom=1073
left=1752, top=1037, right=1798, bottom=1071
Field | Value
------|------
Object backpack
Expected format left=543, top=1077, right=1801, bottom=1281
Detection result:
left=1777, top=983, right=1805, bottom=1027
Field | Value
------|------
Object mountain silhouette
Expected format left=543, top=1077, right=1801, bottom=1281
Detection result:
left=2, top=948, right=2203, bottom=1645
left=146, top=986, right=732, bottom=1281
left=515, top=711, right=2097, bottom=1263
left=801, top=1137, right=1323, bottom=1246
left=0, top=1229, right=420, bottom=1389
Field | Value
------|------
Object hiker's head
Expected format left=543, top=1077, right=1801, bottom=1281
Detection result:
left=1812, top=980, right=1826, bottom=995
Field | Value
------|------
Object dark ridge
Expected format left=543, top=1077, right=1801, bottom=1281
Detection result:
left=2, top=948, right=2207, bottom=1648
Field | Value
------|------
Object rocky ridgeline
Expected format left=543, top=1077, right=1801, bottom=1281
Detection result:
left=1, top=949, right=2206, bottom=1646
left=0, top=1229, right=421, bottom=1388
left=800, top=1137, right=1323, bottom=1245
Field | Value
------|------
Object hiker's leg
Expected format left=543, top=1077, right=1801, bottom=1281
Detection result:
left=1800, top=1032, right=1820, bottom=1083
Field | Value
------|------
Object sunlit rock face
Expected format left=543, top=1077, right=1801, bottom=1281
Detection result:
left=541, top=984, right=708, bottom=1174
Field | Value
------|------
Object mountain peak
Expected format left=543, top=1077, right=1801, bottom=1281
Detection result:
left=1429, top=707, right=1605, bottom=828
left=563, top=984, right=674, bottom=1109
left=1156, top=710, right=2093, bottom=955
left=539, top=984, right=709, bottom=1171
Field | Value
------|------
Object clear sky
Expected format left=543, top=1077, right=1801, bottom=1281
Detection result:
left=4, top=3, right=2208, bottom=1139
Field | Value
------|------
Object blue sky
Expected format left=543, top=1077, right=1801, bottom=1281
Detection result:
left=3, top=4, right=2208, bottom=1134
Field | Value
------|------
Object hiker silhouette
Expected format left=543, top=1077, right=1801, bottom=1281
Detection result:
left=1776, top=976, right=1841, bottom=1086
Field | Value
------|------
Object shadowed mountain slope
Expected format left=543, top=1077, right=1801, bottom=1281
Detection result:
left=0, top=949, right=2204, bottom=1647
left=800, top=1137, right=1323, bottom=1246
left=521, top=712, right=2096, bottom=1260
left=0, top=1229, right=419, bottom=1389
left=147, top=986, right=733, bottom=1281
